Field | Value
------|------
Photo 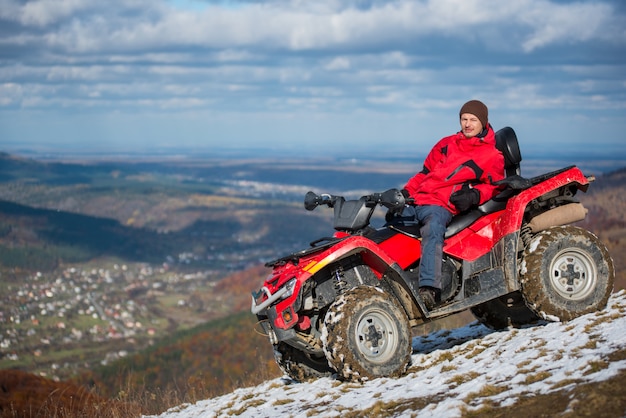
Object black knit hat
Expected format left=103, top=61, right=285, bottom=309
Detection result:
left=459, top=100, right=488, bottom=128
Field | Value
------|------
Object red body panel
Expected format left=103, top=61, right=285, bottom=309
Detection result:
left=377, top=233, right=421, bottom=269
left=443, top=212, right=503, bottom=261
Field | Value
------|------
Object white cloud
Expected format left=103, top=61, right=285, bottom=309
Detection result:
left=325, top=56, right=352, bottom=71
left=0, top=0, right=624, bottom=154
left=0, top=83, right=23, bottom=105
left=518, top=0, right=616, bottom=52
left=4, top=0, right=621, bottom=53
left=20, top=0, right=91, bottom=27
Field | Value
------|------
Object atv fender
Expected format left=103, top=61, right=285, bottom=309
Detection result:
left=497, top=166, right=590, bottom=238
left=301, top=235, right=395, bottom=279
left=303, top=236, right=427, bottom=321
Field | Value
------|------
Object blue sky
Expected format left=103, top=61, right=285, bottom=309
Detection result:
left=0, top=0, right=625, bottom=159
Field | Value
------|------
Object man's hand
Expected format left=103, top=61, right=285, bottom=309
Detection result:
left=400, top=189, right=415, bottom=205
left=450, top=184, right=479, bottom=212
left=493, top=175, right=532, bottom=190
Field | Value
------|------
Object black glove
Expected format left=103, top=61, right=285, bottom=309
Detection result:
left=450, top=184, right=479, bottom=212
left=493, top=175, right=532, bottom=190
left=400, top=188, right=416, bottom=205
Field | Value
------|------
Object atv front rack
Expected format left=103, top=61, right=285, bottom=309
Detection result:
left=251, top=278, right=297, bottom=315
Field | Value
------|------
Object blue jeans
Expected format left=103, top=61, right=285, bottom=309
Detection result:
left=401, top=205, right=452, bottom=290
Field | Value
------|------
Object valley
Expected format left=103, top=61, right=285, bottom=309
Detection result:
left=0, top=151, right=624, bottom=406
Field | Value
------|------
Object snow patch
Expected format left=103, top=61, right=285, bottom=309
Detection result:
left=539, top=312, right=562, bottom=322
left=519, top=259, right=527, bottom=275
left=528, top=234, right=543, bottom=253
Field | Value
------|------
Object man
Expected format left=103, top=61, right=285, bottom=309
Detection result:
left=402, top=100, right=505, bottom=309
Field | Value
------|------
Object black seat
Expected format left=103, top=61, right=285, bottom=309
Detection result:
left=495, top=127, right=522, bottom=177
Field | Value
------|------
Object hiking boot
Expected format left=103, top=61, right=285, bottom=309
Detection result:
left=419, top=287, right=438, bottom=310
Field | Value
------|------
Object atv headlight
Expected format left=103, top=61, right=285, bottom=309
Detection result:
left=280, top=278, right=297, bottom=300
left=251, top=277, right=298, bottom=315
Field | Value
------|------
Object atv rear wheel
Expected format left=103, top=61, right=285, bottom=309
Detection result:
left=520, top=225, right=614, bottom=322
left=471, top=291, right=540, bottom=330
left=322, top=286, right=411, bottom=382
left=273, top=342, right=333, bottom=382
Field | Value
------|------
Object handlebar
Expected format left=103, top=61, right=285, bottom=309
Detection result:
left=304, top=188, right=407, bottom=212
left=304, top=191, right=335, bottom=210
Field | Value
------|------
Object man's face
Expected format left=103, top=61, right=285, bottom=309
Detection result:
left=460, top=113, right=484, bottom=138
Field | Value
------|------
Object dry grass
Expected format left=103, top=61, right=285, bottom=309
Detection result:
left=446, top=371, right=480, bottom=387
left=523, top=371, right=551, bottom=384
left=0, top=368, right=250, bottom=418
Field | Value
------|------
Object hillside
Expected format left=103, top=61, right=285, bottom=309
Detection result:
left=0, top=369, right=119, bottom=417
left=0, top=153, right=624, bottom=416
left=3, top=291, right=624, bottom=417
left=148, top=291, right=626, bottom=418
left=81, top=311, right=281, bottom=403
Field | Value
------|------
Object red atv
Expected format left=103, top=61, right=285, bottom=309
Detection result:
left=251, top=127, right=614, bottom=382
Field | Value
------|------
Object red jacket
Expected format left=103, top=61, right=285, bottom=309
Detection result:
left=404, top=126, right=505, bottom=215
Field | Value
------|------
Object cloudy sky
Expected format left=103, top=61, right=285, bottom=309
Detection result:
left=0, top=0, right=625, bottom=158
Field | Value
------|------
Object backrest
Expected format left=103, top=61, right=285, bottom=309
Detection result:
left=495, top=127, right=522, bottom=177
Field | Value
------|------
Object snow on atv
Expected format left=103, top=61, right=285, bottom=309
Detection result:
left=251, top=127, right=615, bottom=382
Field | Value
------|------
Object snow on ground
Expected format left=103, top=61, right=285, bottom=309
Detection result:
left=148, top=291, right=626, bottom=418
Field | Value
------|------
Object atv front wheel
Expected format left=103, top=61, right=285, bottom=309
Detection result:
left=322, top=286, right=411, bottom=382
left=471, top=291, right=540, bottom=330
left=520, top=225, right=614, bottom=321
left=273, top=342, right=333, bottom=382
